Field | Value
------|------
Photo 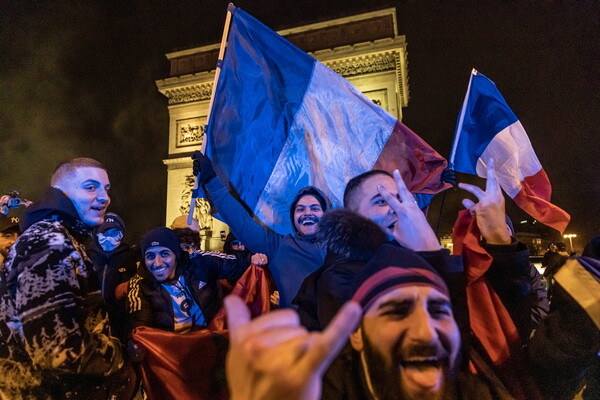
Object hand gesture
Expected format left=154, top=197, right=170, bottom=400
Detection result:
left=458, top=159, right=511, bottom=245
left=378, top=170, right=442, bottom=251
left=225, top=295, right=361, bottom=400
left=251, top=253, right=269, bottom=266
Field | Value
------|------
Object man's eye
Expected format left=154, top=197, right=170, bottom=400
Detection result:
left=310, top=206, right=321, bottom=212
left=430, top=306, right=451, bottom=319
left=382, top=305, right=410, bottom=319
left=84, top=186, right=97, bottom=191
left=146, top=255, right=155, bottom=261
left=374, top=199, right=387, bottom=206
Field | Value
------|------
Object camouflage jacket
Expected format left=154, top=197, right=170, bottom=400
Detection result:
left=0, top=189, right=124, bottom=399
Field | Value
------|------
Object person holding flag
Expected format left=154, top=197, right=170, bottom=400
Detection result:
left=189, top=5, right=451, bottom=307
left=193, top=152, right=329, bottom=309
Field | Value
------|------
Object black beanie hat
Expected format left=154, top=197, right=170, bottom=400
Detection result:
left=98, top=212, right=126, bottom=234
left=351, top=244, right=449, bottom=312
left=140, top=227, right=181, bottom=257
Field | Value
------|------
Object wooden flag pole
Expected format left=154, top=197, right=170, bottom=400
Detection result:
left=188, top=3, right=235, bottom=226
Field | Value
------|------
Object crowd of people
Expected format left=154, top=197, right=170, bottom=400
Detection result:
left=0, top=154, right=598, bottom=400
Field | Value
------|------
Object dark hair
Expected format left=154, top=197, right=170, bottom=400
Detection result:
left=343, top=170, right=392, bottom=210
left=172, top=227, right=201, bottom=251
left=51, top=157, right=106, bottom=186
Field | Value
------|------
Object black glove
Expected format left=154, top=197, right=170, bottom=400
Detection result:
left=441, top=168, right=457, bottom=187
left=191, top=150, right=217, bottom=185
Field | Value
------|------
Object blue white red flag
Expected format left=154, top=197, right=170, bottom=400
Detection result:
left=450, top=69, right=570, bottom=233
left=206, top=5, right=449, bottom=235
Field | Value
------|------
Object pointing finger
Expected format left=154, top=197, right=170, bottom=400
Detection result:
left=225, top=295, right=251, bottom=337
left=300, top=301, right=362, bottom=374
left=484, top=158, right=500, bottom=194
left=392, top=170, right=413, bottom=204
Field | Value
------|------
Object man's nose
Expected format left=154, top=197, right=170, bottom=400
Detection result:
left=407, top=309, right=438, bottom=343
left=97, top=188, right=110, bottom=203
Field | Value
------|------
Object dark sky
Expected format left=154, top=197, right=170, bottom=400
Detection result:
left=1, top=0, right=599, bottom=250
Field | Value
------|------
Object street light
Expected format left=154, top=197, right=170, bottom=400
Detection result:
left=563, top=233, right=577, bottom=253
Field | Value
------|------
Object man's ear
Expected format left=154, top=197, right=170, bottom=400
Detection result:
left=349, top=325, right=363, bottom=351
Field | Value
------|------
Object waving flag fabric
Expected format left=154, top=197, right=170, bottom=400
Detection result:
left=450, top=69, right=570, bottom=232
left=205, top=5, right=449, bottom=235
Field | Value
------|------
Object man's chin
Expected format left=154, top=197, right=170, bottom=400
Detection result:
left=298, top=225, right=318, bottom=237
left=83, top=217, right=104, bottom=227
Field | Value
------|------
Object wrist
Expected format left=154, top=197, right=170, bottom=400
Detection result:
left=482, top=230, right=511, bottom=245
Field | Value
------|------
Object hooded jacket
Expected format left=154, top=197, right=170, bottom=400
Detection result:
left=126, top=248, right=248, bottom=334
left=0, top=187, right=124, bottom=399
left=204, top=177, right=329, bottom=308
left=87, top=237, right=138, bottom=341
left=293, top=209, right=387, bottom=330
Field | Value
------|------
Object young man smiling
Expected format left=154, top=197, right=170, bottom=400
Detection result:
left=127, top=226, right=267, bottom=334
left=0, top=158, right=133, bottom=399
left=192, top=151, right=329, bottom=308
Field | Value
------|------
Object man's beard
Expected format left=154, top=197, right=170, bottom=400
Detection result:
left=361, top=331, right=458, bottom=400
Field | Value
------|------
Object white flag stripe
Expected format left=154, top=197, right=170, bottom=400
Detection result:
left=475, top=120, right=542, bottom=198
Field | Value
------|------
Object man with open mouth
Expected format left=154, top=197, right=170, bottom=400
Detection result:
left=192, top=151, right=330, bottom=308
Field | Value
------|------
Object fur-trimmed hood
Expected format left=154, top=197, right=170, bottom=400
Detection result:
left=316, top=209, right=387, bottom=262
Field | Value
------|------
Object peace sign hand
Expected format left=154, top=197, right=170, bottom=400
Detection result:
left=458, top=159, right=511, bottom=245
left=378, top=170, right=442, bottom=251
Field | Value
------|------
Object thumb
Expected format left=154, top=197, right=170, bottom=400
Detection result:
left=462, top=198, right=475, bottom=209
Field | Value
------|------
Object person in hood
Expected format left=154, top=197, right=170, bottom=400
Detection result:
left=0, top=158, right=134, bottom=400
left=126, top=226, right=267, bottom=335
left=192, top=151, right=329, bottom=308
left=86, top=212, right=138, bottom=342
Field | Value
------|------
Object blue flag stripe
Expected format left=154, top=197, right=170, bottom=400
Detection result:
left=207, top=8, right=316, bottom=210
left=453, top=72, right=519, bottom=174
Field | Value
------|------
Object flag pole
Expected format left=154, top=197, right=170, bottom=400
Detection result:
left=188, top=3, right=235, bottom=226
left=448, top=68, right=477, bottom=169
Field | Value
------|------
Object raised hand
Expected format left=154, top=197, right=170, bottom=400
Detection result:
left=191, top=150, right=217, bottom=185
left=458, top=159, right=511, bottom=245
left=225, top=295, right=361, bottom=400
left=378, top=169, right=442, bottom=251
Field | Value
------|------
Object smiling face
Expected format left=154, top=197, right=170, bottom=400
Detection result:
left=55, top=167, right=111, bottom=227
left=0, top=230, right=18, bottom=257
left=351, top=286, right=461, bottom=400
left=293, top=195, right=324, bottom=238
left=144, top=246, right=177, bottom=282
left=354, top=174, right=398, bottom=240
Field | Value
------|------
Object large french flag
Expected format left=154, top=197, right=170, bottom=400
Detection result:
left=450, top=69, right=570, bottom=233
left=206, top=5, right=449, bottom=235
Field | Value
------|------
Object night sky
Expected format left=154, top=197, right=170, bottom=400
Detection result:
left=1, top=1, right=598, bottom=251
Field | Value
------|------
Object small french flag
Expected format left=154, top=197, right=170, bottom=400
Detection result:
left=450, top=69, right=570, bottom=233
